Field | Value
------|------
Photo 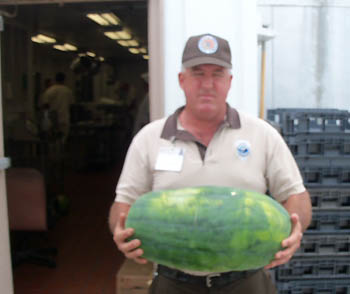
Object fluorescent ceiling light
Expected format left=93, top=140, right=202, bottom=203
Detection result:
left=53, top=43, right=78, bottom=52
left=117, top=40, right=129, bottom=46
left=104, top=31, right=118, bottom=40
left=31, top=34, right=56, bottom=44
left=104, top=30, right=132, bottom=40
left=127, top=39, right=139, bottom=47
left=64, top=43, right=78, bottom=51
left=86, top=51, right=96, bottom=57
left=31, top=36, right=45, bottom=44
left=118, top=30, right=132, bottom=39
left=128, top=48, right=140, bottom=54
left=87, top=14, right=109, bottom=26
left=87, top=13, right=120, bottom=26
left=101, top=13, right=120, bottom=25
left=117, top=39, right=139, bottom=47
left=143, top=55, right=149, bottom=60
left=53, top=45, right=67, bottom=51
left=139, top=47, right=147, bottom=54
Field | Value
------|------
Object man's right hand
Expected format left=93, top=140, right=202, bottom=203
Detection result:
left=113, top=212, right=148, bottom=264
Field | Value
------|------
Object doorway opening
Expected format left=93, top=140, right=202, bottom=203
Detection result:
left=0, top=1, right=148, bottom=292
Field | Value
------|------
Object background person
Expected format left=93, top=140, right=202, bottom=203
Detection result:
left=109, top=33, right=312, bottom=294
left=41, top=72, right=74, bottom=141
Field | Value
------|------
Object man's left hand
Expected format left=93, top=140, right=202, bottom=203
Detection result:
left=264, top=213, right=302, bottom=269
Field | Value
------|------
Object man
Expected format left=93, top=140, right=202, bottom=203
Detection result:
left=109, top=33, right=312, bottom=294
left=41, top=72, right=74, bottom=141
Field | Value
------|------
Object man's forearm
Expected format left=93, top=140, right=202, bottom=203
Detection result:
left=108, top=201, right=131, bottom=233
left=282, top=191, right=312, bottom=232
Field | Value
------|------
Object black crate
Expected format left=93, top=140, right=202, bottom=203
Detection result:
left=267, top=108, right=350, bottom=135
left=306, top=211, right=350, bottom=234
left=285, top=134, right=350, bottom=157
left=295, top=156, right=350, bottom=169
left=295, top=234, right=350, bottom=257
left=267, top=108, right=347, bottom=122
left=309, top=187, right=350, bottom=210
left=301, top=167, right=350, bottom=187
left=275, top=257, right=350, bottom=280
left=276, top=279, right=350, bottom=294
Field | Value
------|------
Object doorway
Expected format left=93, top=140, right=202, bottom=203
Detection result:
left=0, top=1, right=148, bottom=292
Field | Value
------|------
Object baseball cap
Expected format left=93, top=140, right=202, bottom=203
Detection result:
left=182, top=33, right=232, bottom=69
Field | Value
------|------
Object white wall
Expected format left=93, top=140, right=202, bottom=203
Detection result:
left=149, top=0, right=259, bottom=120
left=258, top=0, right=350, bottom=113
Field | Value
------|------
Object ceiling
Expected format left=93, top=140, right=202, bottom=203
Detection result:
left=0, top=0, right=148, bottom=63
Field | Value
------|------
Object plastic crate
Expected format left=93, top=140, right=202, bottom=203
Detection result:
left=267, top=108, right=350, bottom=135
left=275, top=257, right=350, bottom=280
left=285, top=134, right=350, bottom=157
left=276, top=279, right=350, bottom=294
left=267, top=108, right=347, bottom=122
left=295, top=156, right=350, bottom=169
left=301, top=167, right=350, bottom=187
left=295, top=234, right=350, bottom=257
left=309, top=187, right=350, bottom=210
left=306, top=211, right=350, bottom=234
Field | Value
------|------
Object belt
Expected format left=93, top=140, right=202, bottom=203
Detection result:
left=157, top=265, right=259, bottom=288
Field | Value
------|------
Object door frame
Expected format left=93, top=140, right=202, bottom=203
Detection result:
left=0, top=15, right=14, bottom=294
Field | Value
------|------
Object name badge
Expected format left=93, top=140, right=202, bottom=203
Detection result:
left=155, top=147, right=184, bottom=172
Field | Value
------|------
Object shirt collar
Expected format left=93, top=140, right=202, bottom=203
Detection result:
left=160, top=104, right=241, bottom=140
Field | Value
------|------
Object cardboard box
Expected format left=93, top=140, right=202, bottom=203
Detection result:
left=116, top=259, right=154, bottom=294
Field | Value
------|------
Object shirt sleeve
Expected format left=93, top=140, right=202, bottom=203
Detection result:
left=115, top=133, right=153, bottom=205
left=265, top=127, right=306, bottom=202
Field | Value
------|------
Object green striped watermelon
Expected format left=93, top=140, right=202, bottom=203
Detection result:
left=125, top=186, right=291, bottom=272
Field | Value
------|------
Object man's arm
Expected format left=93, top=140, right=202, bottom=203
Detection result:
left=108, top=201, right=130, bottom=234
left=265, top=190, right=312, bottom=269
left=282, top=190, right=312, bottom=232
left=109, top=201, right=147, bottom=264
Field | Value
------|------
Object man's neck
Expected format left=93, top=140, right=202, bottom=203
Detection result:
left=179, top=108, right=225, bottom=146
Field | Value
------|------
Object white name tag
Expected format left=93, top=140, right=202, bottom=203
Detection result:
left=155, top=147, right=184, bottom=172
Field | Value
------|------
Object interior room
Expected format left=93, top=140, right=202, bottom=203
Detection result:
left=0, top=0, right=148, bottom=293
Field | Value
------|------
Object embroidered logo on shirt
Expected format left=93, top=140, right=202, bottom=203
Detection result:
left=235, top=140, right=251, bottom=160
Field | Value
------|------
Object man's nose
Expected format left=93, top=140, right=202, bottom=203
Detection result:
left=201, top=75, right=214, bottom=88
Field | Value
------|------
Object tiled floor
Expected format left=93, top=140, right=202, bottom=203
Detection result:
left=12, top=165, right=125, bottom=294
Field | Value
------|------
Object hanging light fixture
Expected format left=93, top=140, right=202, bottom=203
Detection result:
left=87, top=13, right=120, bottom=26
left=53, top=43, right=78, bottom=52
left=31, top=33, right=56, bottom=44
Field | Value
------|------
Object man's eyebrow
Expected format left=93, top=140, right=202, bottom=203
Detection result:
left=190, top=66, right=202, bottom=71
left=213, top=67, right=225, bottom=72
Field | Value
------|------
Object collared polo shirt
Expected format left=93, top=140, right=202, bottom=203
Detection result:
left=115, top=105, right=305, bottom=205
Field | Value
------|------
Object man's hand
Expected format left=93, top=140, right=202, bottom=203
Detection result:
left=113, top=212, right=148, bottom=264
left=264, top=213, right=303, bottom=269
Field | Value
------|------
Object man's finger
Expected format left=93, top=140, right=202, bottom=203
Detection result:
left=114, top=227, right=134, bottom=244
left=125, top=248, right=144, bottom=259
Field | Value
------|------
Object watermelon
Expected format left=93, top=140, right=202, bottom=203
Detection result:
left=125, top=186, right=291, bottom=272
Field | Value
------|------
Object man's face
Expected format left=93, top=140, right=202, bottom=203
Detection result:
left=178, top=64, right=232, bottom=121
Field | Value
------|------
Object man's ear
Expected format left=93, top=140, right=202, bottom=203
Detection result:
left=178, top=72, right=185, bottom=90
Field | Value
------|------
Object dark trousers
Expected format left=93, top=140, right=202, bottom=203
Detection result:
left=148, top=269, right=277, bottom=294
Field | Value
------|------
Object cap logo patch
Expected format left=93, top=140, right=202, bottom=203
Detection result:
left=198, top=35, right=218, bottom=54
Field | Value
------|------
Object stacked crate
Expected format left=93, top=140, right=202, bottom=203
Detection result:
left=267, top=108, right=350, bottom=294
